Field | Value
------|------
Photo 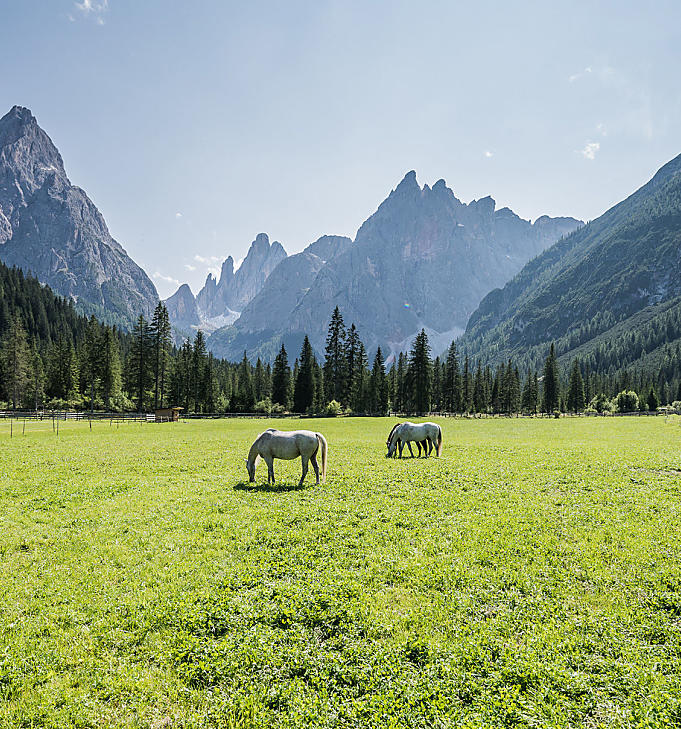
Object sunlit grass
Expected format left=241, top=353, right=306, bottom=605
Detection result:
left=1, top=417, right=680, bottom=727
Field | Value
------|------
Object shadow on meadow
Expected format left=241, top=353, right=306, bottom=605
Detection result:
left=233, top=480, right=310, bottom=493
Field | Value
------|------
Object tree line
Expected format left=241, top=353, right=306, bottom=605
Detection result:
left=1, top=263, right=679, bottom=413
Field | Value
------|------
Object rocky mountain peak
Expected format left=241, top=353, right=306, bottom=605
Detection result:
left=0, top=105, right=158, bottom=326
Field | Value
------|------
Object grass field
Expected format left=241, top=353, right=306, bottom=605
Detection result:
left=1, top=416, right=681, bottom=728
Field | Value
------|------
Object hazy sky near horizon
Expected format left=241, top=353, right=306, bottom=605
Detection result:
left=2, top=0, right=680, bottom=298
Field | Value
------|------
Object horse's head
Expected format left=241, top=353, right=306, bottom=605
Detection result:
left=245, top=457, right=256, bottom=482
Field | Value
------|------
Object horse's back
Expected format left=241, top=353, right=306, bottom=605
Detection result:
left=261, top=429, right=318, bottom=458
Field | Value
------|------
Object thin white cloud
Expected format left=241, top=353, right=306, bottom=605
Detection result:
left=184, top=264, right=197, bottom=271
left=73, top=0, right=108, bottom=24
left=152, top=271, right=180, bottom=287
left=568, top=66, right=592, bottom=83
left=580, top=142, right=600, bottom=160
left=194, top=254, right=223, bottom=265
left=484, top=150, right=493, bottom=158
left=596, top=122, right=607, bottom=137
left=175, top=212, right=183, bottom=219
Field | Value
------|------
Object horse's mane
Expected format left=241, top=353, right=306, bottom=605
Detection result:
left=386, top=422, right=402, bottom=445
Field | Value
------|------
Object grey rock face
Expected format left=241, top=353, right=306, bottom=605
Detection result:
left=165, top=283, right=200, bottom=330
left=193, top=233, right=287, bottom=320
left=287, top=172, right=581, bottom=355
left=0, top=106, right=158, bottom=326
left=235, top=235, right=351, bottom=334
left=209, top=174, right=581, bottom=360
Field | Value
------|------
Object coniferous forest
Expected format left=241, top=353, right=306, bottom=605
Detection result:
left=1, top=263, right=680, bottom=414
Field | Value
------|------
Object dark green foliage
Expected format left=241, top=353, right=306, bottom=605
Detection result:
left=271, top=344, right=291, bottom=410
left=542, top=344, right=560, bottom=413
left=407, top=329, right=432, bottom=414
left=0, top=314, right=31, bottom=408
left=293, top=336, right=316, bottom=413
left=566, top=360, right=585, bottom=413
left=323, top=306, right=347, bottom=404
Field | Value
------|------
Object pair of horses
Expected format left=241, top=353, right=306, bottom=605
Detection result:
left=245, top=421, right=442, bottom=487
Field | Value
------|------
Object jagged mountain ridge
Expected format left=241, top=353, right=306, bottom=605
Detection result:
left=166, top=233, right=287, bottom=335
left=208, top=171, right=582, bottom=360
left=0, top=106, right=158, bottom=327
left=458, top=152, right=681, bottom=372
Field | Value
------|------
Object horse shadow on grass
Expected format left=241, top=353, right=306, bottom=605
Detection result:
left=234, top=480, right=309, bottom=493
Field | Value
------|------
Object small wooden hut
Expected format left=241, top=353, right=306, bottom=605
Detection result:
left=154, top=406, right=183, bottom=422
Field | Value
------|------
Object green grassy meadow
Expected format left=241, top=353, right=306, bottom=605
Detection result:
left=1, top=416, right=681, bottom=728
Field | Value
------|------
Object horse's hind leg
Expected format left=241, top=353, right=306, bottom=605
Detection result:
left=299, top=455, right=309, bottom=487
left=407, top=441, right=415, bottom=458
left=311, top=454, right=320, bottom=484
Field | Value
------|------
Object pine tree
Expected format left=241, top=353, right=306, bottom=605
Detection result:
left=344, top=324, right=361, bottom=408
left=30, top=344, right=45, bottom=410
left=566, top=360, right=586, bottom=412
left=542, top=343, right=560, bottom=413
left=646, top=385, right=660, bottom=411
left=100, top=327, right=123, bottom=410
left=473, top=361, right=486, bottom=413
left=235, top=351, right=255, bottom=412
left=81, top=316, right=102, bottom=413
left=128, top=315, right=152, bottom=411
left=396, top=352, right=407, bottom=412
left=462, top=355, right=473, bottom=413
left=351, top=340, right=369, bottom=412
left=1, top=315, right=31, bottom=408
left=192, top=331, right=208, bottom=412
left=272, top=344, right=291, bottom=409
left=150, top=302, right=172, bottom=409
left=407, top=329, right=432, bottom=414
left=369, top=347, right=389, bottom=414
left=323, top=306, right=347, bottom=404
left=294, top=336, right=316, bottom=413
left=1, top=316, right=31, bottom=408
left=253, top=358, right=267, bottom=403
left=444, top=342, right=462, bottom=412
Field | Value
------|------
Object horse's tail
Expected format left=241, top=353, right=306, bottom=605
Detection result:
left=316, top=433, right=328, bottom=483
left=436, top=425, right=443, bottom=457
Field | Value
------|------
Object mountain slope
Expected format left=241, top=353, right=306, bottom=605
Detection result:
left=0, top=106, right=158, bottom=327
left=211, top=172, right=580, bottom=360
left=208, top=235, right=351, bottom=360
left=460, top=152, right=681, bottom=370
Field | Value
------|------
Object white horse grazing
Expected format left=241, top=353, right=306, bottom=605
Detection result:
left=386, top=421, right=442, bottom=458
left=246, top=429, right=327, bottom=486
left=385, top=422, right=425, bottom=458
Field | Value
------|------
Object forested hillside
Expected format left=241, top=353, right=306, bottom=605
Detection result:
left=459, top=153, right=681, bottom=385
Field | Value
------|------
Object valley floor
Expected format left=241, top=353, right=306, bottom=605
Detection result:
left=1, top=417, right=680, bottom=728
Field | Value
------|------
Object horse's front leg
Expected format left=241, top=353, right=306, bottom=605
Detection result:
left=299, top=455, right=309, bottom=487
left=311, top=454, right=320, bottom=484
left=398, top=441, right=404, bottom=458
left=265, top=456, right=275, bottom=484
left=407, top=441, right=415, bottom=458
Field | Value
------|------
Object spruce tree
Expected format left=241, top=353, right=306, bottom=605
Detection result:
left=235, top=351, right=255, bottom=412
left=323, top=306, right=347, bottom=404
left=192, top=331, right=208, bottom=412
left=344, top=324, right=361, bottom=408
left=1, top=315, right=31, bottom=409
left=272, top=344, right=291, bottom=409
left=444, top=342, right=462, bottom=412
left=407, top=329, right=432, bottom=414
left=30, top=344, right=45, bottom=410
left=369, top=347, right=389, bottom=414
left=100, top=327, right=123, bottom=410
left=542, top=343, right=560, bottom=413
left=150, top=302, right=172, bottom=409
left=294, top=336, right=316, bottom=413
left=81, top=316, right=102, bottom=413
left=128, top=315, right=152, bottom=412
left=567, top=360, right=586, bottom=412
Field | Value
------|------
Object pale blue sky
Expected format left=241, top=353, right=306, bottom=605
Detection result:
left=2, top=0, right=680, bottom=297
